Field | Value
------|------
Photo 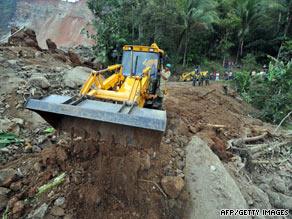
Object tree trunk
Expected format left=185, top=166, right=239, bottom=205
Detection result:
left=277, top=4, right=291, bottom=59
left=177, top=29, right=186, bottom=57
left=277, top=12, right=282, bottom=33
left=183, top=35, right=189, bottom=67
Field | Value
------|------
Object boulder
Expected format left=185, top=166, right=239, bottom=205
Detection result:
left=270, top=177, right=286, bottom=194
left=8, top=28, right=41, bottom=50
left=185, top=136, right=250, bottom=219
left=68, top=51, right=82, bottom=65
left=0, top=187, right=10, bottom=210
left=63, top=66, right=94, bottom=88
left=46, top=39, right=57, bottom=50
left=265, top=190, right=292, bottom=210
left=28, top=74, right=50, bottom=89
left=161, top=176, right=185, bottom=198
left=0, top=169, right=18, bottom=184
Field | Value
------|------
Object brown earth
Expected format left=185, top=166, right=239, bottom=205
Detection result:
left=2, top=43, right=289, bottom=218
left=0, top=80, right=262, bottom=218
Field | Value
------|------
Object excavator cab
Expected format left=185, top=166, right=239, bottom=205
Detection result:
left=26, top=43, right=167, bottom=148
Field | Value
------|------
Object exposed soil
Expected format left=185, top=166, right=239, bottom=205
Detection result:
left=1, top=43, right=291, bottom=219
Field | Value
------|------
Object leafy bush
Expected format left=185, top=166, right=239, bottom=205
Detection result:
left=242, top=53, right=259, bottom=72
left=233, top=57, right=292, bottom=125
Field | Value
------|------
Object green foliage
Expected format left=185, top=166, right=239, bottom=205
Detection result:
left=233, top=71, right=250, bottom=93
left=86, top=0, right=292, bottom=66
left=242, top=53, right=258, bottom=71
left=0, top=129, right=24, bottom=148
left=233, top=55, right=292, bottom=125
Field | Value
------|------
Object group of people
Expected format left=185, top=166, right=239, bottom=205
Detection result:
left=225, top=60, right=234, bottom=68
left=192, top=71, right=210, bottom=87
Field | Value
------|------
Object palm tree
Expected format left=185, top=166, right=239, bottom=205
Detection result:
left=235, top=0, right=262, bottom=63
left=177, top=0, right=218, bottom=66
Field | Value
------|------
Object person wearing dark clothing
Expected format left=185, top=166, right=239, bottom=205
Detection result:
left=199, top=74, right=205, bottom=86
left=205, top=73, right=210, bottom=86
left=193, top=73, right=197, bottom=86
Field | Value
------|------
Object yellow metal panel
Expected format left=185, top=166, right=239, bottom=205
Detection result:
left=123, top=44, right=164, bottom=55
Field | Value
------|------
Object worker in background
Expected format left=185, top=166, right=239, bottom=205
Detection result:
left=205, top=72, right=210, bottom=86
left=199, top=73, right=205, bottom=86
left=193, top=72, right=197, bottom=86
left=158, top=64, right=172, bottom=100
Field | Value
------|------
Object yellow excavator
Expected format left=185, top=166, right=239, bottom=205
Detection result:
left=179, top=70, right=208, bottom=82
left=26, top=43, right=167, bottom=147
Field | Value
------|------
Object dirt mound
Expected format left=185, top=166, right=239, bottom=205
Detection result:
left=164, top=82, right=256, bottom=161
left=1, top=136, right=187, bottom=219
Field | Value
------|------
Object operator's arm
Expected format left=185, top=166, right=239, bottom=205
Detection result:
left=159, top=70, right=171, bottom=80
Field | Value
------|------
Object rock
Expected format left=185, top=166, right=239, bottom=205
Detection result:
left=270, top=177, right=286, bottom=193
left=0, top=118, right=20, bottom=135
left=141, top=154, right=151, bottom=170
left=33, top=162, right=43, bottom=172
left=10, top=181, right=22, bottom=191
left=265, top=190, right=292, bottom=209
left=7, top=60, right=19, bottom=68
left=28, top=75, right=50, bottom=89
left=0, top=187, right=10, bottom=196
left=252, top=119, right=263, bottom=126
left=8, top=28, right=41, bottom=50
left=24, top=146, right=33, bottom=153
left=12, top=200, right=25, bottom=215
left=235, top=97, right=243, bottom=103
left=7, top=197, right=18, bottom=210
left=96, top=195, right=102, bottom=206
left=11, top=118, right=24, bottom=126
left=195, top=132, right=215, bottom=147
left=28, top=203, right=48, bottom=218
left=11, top=26, right=19, bottom=34
left=161, top=176, right=185, bottom=198
left=32, top=145, right=41, bottom=153
left=50, top=206, right=65, bottom=216
left=0, top=187, right=10, bottom=210
left=35, top=51, right=44, bottom=58
left=176, top=136, right=188, bottom=147
left=0, top=169, right=18, bottom=184
left=68, top=51, right=82, bottom=65
left=54, top=197, right=65, bottom=206
left=185, top=136, right=250, bottom=219
left=164, top=165, right=175, bottom=176
left=46, top=39, right=57, bottom=50
left=168, top=119, right=189, bottom=136
left=63, top=66, right=94, bottom=88
left=64, top=214, right=73, bottom=219
left=189, top=126, right=197, bottom=134
left=176, top=158, right=185, bottom=170
left=0, top=148, right=10, bottom=153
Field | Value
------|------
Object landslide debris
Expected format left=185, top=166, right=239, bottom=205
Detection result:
left=0, top=28, right=291, bottom=219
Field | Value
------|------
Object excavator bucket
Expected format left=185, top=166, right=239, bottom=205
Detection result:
left=26, top=95, right=167, bottom=148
